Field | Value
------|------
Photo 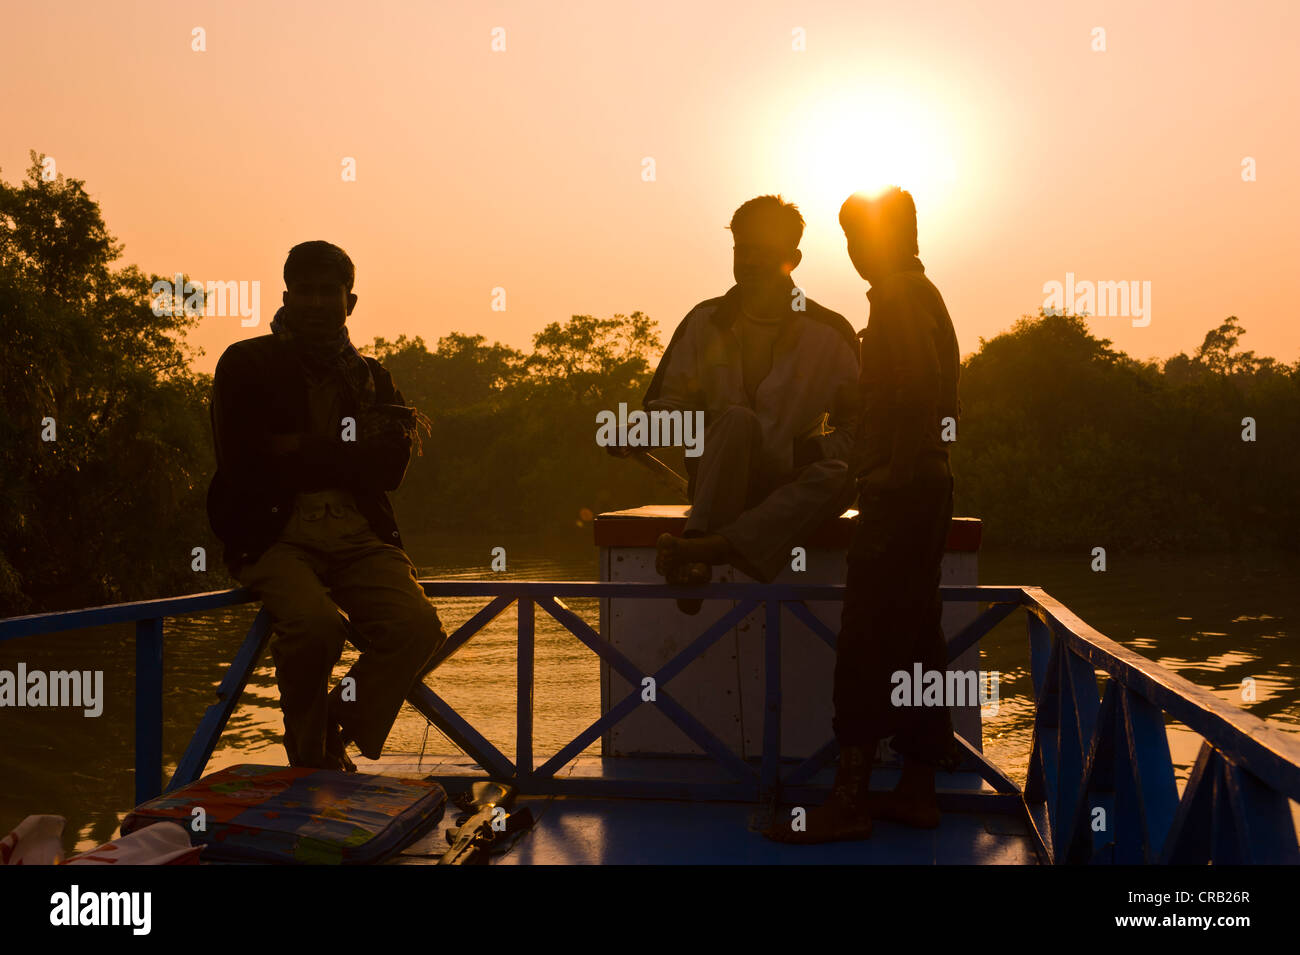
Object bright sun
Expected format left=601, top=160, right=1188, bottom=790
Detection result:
left=771, top=84, right=961, bottom=227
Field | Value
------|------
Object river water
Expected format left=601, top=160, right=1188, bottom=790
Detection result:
left=1, top=531, right=1296, bottom=852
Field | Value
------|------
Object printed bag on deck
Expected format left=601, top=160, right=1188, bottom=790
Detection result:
left=122, top=764, right=447, bottom=864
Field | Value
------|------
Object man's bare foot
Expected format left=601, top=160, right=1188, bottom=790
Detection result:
left=656, top=533, right=683, bottom=579
left=655, top=535, right=717, bottom=571
left=674, top=560, right=711, bottom=584
left=866, top=790, right=940, bottom=829
left=676, top=533, right=731, bottom=565
left=657, top=534, right=711, bottom=614
left=656, top=535, right=716, bottom=578
left=676, top=588, right=705, bottom=614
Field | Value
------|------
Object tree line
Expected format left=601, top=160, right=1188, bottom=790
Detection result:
left=2, top=155, right=1296, bottom=614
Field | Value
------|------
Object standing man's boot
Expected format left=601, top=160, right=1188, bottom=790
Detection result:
left=764, top=744, right=873, bottom=843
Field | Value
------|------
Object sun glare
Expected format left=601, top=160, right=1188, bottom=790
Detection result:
left=772, top=84, right=961, bottom=227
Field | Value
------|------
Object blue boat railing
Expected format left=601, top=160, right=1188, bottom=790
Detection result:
left=2, top=581, right=1298, bottom=864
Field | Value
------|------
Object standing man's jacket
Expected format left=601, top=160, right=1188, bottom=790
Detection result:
left=207, top=335, right=413, bottom=574
left=856, top=258, right=960, bottom=478
left=644, top=284, right=860, bottom=478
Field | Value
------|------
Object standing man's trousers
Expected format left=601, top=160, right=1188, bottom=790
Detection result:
left=234, top=489, right=446, bottom=767
left=685, top=405, right=857, bottom=582
left=832, top=472, right=960, bottom=767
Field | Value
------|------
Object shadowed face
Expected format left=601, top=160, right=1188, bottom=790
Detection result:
left=732, top=216, right=801, bottom=298
left=282, top=266, right=356, bottom=339
left=844, top=230, right=884, bottom=282
left=842, top=195, right=914, bottom=283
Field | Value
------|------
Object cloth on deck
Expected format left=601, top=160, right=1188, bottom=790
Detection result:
left=0, top=814, right=67, bottom=865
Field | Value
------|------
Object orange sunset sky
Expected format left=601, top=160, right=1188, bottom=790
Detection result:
left=3, top=0, right=1298, bottom=373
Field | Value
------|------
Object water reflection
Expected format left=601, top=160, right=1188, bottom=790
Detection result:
left=1, top=539, right=1295, bottom=853
left=977, top=549, right=1300, bottom=789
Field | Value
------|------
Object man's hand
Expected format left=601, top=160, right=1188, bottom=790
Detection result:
left=352, top=404, right=420, bottom=450
left=798, top=411, right=834, bottom=440
left=605, top=444, right=635, bottom=458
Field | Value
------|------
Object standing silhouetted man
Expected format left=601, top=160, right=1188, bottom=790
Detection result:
left=769, top=187, right=961, bottom=843
left=207, top=240, right=446, bottom=771
left=641, top=196, right=859, bottom=606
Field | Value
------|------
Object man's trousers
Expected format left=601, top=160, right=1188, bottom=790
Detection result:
left=832, top=473, right=959, bottom=767
left=234, top=489, right=446, bottom=766
left=685, top=405, right=856, bottom=582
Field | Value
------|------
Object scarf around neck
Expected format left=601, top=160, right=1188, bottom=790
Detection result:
left=269, top=306, right=435, bottom=459
left=270, top=306, right=376, bottom=409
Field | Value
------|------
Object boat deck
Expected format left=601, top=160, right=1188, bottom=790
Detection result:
left=362, top=754, right=1041, bottom=865
left=11, top=581, right=1293, bottom=864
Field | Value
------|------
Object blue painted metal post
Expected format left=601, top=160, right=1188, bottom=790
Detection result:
left=1027, top=613, right=1053, bottom=700
left=747, top=599, right=783, bottom=829
left=517, top=598, right=534, bottom=787
left=536, top=595, right=761, bottom=784
left=761, top=600, right=782, bottom=797
left=167, top=608, right=273, bottom=792
left=406, top=682, right=517, bottom=779
left=1119, top=689, right=1178, bottom=863
left=11, top=579, right=1300, bottom=861
left=134, top=617, right=164, bottom=806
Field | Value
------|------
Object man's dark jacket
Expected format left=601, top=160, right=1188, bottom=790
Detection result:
left=207, top=334, right=412, bottom=574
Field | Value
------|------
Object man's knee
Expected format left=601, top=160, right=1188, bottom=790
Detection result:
left=800, top=457, right=855, bottom=505
left=826, top=458, right=854, bottom=493
left=377, top=595, right=447, bottom=659
left=412, top=602, right=448, bottom=658
left=270, top=603, right=348, bottom=666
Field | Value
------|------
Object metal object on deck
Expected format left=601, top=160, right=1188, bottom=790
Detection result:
left=439, top=780, right=532, bottom=865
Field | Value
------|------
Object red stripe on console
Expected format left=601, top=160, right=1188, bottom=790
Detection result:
left=594, top=511, right=981, bottom=551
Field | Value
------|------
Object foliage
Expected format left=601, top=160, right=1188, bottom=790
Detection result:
left=364, top=315, right=666, bottom=535
left=3, top=156, right=1296, bottom=613
left=951, top=311, right=1300, bottom=550
left=0, top=153, right=215, bottom=614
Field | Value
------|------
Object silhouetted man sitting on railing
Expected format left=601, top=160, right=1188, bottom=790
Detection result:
left=207, top=240, right=446, bottom=772
left=635, top=195, right=860, bottom=613
left=768, top=186, right=962, bottom=844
